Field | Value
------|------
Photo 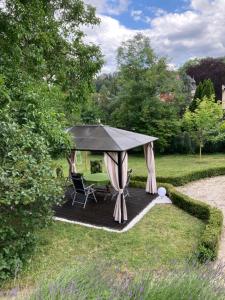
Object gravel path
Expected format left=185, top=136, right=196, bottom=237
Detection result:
left=177, top=176, right=225, bottom=263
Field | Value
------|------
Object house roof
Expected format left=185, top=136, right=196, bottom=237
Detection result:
left=67, top=125, right=158, bottom=152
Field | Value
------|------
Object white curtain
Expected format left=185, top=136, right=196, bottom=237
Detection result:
left=104, top=152, right=128, bottom=223
left=67, top=150, right=77, bottom=175
left=144, top=142, right=157, bottom=194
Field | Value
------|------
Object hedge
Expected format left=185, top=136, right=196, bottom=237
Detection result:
left=133, top=166, right=225, bottom=186
left=130, top=180, right=223, bottom=263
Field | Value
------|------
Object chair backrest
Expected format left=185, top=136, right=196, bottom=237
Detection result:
left=71, top=173, right=85, bottom=194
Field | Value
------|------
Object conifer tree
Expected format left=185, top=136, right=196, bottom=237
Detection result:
left=189, top=79, right=215, bottom=111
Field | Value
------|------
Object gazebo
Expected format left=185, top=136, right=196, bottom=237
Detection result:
left=67, top=125, right=158, bottom=223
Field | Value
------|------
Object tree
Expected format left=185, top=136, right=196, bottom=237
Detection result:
left=202, top=79, right=215, bottom=98
left=183, top=96, right=224, bottom=158
left=91, top=73, right=119, bottom=124
left=110, top=34, right=182, bottom=152
left=185, top=57, right=225, bottom=100
left=189, top=79, right=215, bottom=111
left=194, top=82, right=203, bottom=100
left=0, top=0, right=103, bottom=281
left=0, top=0, right=103, bottom=123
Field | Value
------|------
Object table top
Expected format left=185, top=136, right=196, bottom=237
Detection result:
left=84, top=172, right=109, bottom=185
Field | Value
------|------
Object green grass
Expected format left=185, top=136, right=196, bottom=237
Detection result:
left=8, top=205, right=204, bottom=288
left=5, top=153, right=224, bottom=292
left=54, top=153, right=225, bottom=179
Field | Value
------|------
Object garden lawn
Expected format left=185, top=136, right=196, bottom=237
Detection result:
left=54, top=153, right=225, bottom=179
left=9, top=205, right=204, bottom=289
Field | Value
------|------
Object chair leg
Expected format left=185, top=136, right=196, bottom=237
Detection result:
left=124, top=187, right=129, bottom=197
left=72, top=191, right=77, bottom=206
left=92, top=191, right=97, bottom=203
left=111, top=192, right=117, bottom=201
left=83, top=193, right=89, bottom=209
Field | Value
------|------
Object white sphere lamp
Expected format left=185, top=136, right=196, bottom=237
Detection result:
left=158, top=187, right=167, bottom=198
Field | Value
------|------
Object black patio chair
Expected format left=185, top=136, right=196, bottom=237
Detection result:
left=71, top=173, right=97, bottom=208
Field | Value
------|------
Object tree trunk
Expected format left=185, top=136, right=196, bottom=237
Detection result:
left=199, top=143, right=203, bottom=159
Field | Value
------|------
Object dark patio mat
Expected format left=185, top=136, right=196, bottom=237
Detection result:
left=54, top=187, right=156, bottom=231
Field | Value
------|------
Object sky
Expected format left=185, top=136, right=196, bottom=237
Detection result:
left=83, top=0, right=225, bottom=73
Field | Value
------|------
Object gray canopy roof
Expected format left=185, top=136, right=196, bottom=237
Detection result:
left=67, top=125, right=157, bottom=151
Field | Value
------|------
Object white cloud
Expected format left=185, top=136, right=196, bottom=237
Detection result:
left=147, top=6, right=167, bottom=18
left=190, top=0, right=212, bottom=10
left=131, top=10, right=143, bottom=21
left=84, top=0, right=129, bottom=15
left=83, top=15, right=137, bottom=73
left=83, top=0, right=225, bottom=73
left=0, top=0, right=6, bottom=11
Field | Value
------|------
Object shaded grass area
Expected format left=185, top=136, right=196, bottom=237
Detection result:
left=54, top=153, right=225, bottom=179
left=8, top=205, right=204, bottom=289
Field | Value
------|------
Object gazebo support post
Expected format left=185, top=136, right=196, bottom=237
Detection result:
left=117, top=151, right=124, bottom=223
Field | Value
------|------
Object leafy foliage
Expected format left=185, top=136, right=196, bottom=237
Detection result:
left=0, top=89, right=64, bottom=281
left=99, top=34, right=184, bottom=153
left=0, top=0, right=103, bottom=124
left=0, top=0, right=103, bottom=282
left=184, top=95, right=224, bottom=158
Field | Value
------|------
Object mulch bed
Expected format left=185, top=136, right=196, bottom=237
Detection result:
left=54, top=187, right=156, bottom=231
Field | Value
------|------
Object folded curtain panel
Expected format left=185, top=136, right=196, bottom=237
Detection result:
left=67, top=149, right=77, bottom=175
left=144, top=142, right=157, bottom=194
left=104, top=151, right=128, bottom=223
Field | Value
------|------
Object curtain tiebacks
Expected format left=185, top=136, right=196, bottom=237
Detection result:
left=118, top=189, right=124, bottom=195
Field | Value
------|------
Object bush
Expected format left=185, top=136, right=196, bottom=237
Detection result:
left=0, top=121, right=64, bottom=282
left=165, top=184, right=223, bottom=262
left=198, top=208, right=223, bottom=262
left=0, top=78, right=70, bottom=283
left=130, top=180, right=223, bottom=262
left=133, top=166, right=225, bottom=186
left=164, top=184, right=210, bottom=220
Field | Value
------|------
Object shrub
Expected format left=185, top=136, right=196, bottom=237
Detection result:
left=133, top=166, right=225, bottom=186
left=165, top=184, right=223, bottom=262
left=0, top=120, right=64, bottom=282
left=130, top=180, right=223, bottom=262
left=198, top=208, right=223, bottom=262
left=165, top=184, right=210, bottom=220
left=0, top=78, right=70, bottom=283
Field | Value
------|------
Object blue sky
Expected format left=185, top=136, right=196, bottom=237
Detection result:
left=84, top=0, right=225, bottom=73
left=109, top=0, right=189, bottom=29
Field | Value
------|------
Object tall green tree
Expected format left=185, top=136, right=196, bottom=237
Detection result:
left=110, top=34, right=182, bottom=152
left=184, top=96, right=223, bottom=158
